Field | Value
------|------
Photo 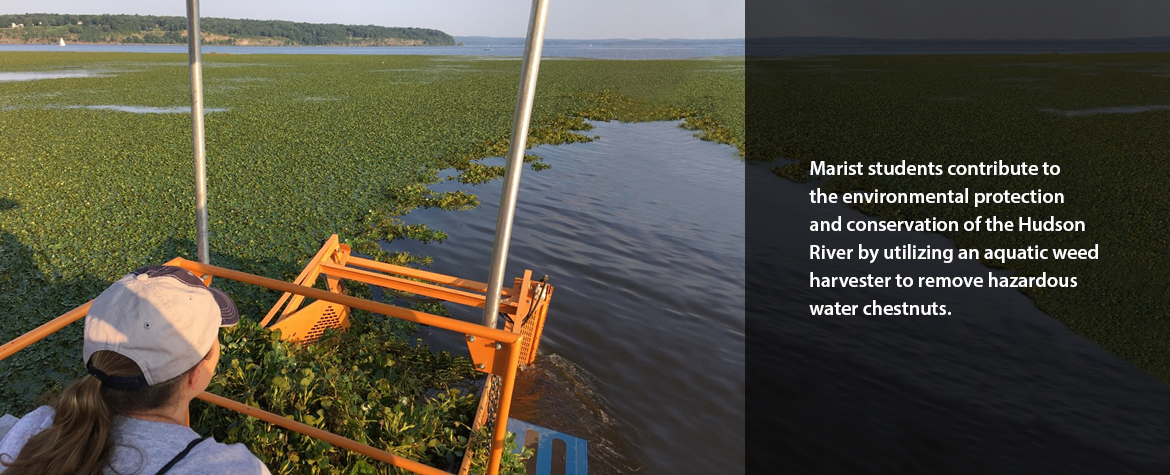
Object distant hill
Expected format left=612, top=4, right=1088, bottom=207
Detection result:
left=0, top=13, right=454, bottom=46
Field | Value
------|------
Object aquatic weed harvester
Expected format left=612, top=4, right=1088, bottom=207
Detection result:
left=0, top=0, right=588, bottom=473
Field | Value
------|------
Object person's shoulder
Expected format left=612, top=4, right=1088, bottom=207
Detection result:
left=0, top=405, right=56, bottom=470
left=173, top=438, right=270, bottom=474
left=11, top=406, right=53, bottom=427
left=0, top=406, right=54, bottom=449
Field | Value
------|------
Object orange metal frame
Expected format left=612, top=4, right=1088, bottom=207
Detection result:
left=0, top=235, right=553, bottom=475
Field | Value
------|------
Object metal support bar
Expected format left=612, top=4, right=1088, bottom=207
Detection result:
left=0, top=249, right=536, bottom=474
left=346, top=255, right=503, bottom=295
left=487, top=341, right=523, bottom=475
left=319, top=262, right=517, bottom=312
left=259, top=235, right=341, bottom=327
left=196, top=392, right=452, bottom=475
left=172, top=258, right=520, bottom=344
left=0, top=301, right=91, bottom=361
left=482, top=0, right=551, bottom=329
left=186, top=0, right=209, bottom=264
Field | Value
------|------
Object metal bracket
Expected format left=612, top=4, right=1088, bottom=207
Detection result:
left=466, top=336, right=514, bottom=376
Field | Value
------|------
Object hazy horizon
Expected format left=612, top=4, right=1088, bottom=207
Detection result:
left=0, top=1, right=745, bottom=40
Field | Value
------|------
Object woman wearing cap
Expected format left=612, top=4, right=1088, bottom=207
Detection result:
left=0, top=266, right=270, bottom=474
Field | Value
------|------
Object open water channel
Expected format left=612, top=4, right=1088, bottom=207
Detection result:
left=386, top=121, right=745, bottom=474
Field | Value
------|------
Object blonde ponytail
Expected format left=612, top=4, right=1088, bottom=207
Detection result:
left=1, top=351, right=190, bottom=475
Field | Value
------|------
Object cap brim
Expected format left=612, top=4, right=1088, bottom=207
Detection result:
left=207, top=287, right=240, bottom=327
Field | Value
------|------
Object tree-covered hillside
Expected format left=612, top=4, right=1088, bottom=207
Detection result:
left=0, top=13, right=454, bottom=46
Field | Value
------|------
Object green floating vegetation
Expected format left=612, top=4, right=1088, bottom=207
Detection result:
left=193, top=303, right=529, bottom=474
left=0, top=52, right=743, bottom=471
left=756, top=53, right=1170, bottom=382
left=445, top=116, right=595, bottom=184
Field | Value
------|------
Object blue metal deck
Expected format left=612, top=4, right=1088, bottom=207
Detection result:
left=508, top=418, right=588, bottom=475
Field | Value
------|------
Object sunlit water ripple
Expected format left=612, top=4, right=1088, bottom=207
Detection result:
left=388, top=121, right=745, bottom=474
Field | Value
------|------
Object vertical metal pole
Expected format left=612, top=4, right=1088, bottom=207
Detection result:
left=481, top=0, right=551, bottom=328
left=186, top=0, right=210, bottom=264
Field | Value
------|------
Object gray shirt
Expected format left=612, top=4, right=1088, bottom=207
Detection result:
left=0, top=406, right=270, bottom=474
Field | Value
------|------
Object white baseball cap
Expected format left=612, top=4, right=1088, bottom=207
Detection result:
left=83, top=266, right=239, bottom=389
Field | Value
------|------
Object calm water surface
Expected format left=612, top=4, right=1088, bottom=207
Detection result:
left=0, top=70, right=109, bottom=81
left=389, top=121, right=745, bottom=474
left=64, top=105, right=229, bottom=113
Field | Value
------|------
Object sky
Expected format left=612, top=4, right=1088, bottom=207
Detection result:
left=756, top=0, right=1170, bottom=39
left=1, top=0, right=745, bottom=40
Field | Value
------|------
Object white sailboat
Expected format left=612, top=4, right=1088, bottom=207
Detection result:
left=58, top=38, right=65, bottom=47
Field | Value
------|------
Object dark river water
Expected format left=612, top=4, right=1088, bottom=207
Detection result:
left=387, top=121, right=745, bottom=474
left=747, top=165, right=1170, bottom=473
